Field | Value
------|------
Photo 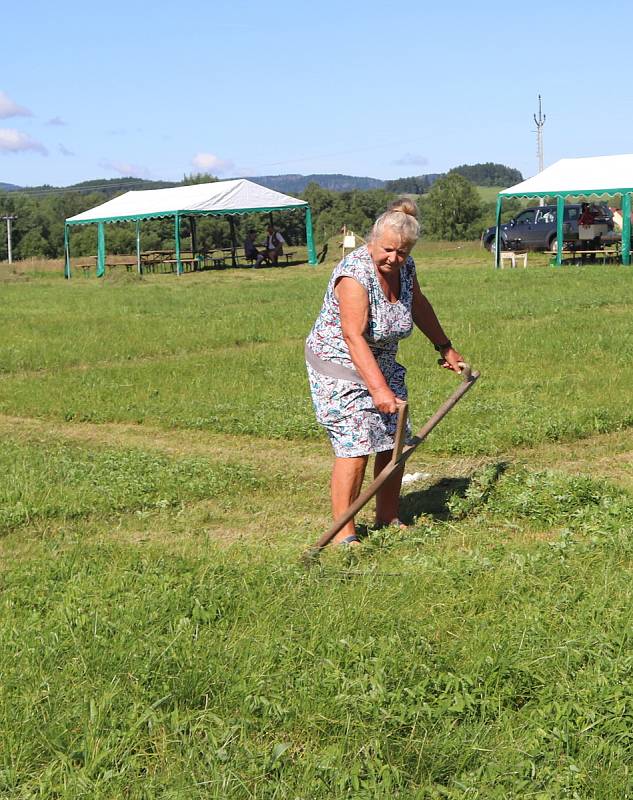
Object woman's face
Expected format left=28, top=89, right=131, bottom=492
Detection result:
left=368, top=229, right=413, bottom=272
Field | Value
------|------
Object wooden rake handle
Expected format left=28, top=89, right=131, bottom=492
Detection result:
left=305, top=364, right=479, bottom=557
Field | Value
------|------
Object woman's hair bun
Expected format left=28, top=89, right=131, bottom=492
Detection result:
left=387, top=197, right=418, bottom=219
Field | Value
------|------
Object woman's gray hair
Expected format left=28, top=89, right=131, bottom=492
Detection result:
left=369, top=197, right=420, bottom=245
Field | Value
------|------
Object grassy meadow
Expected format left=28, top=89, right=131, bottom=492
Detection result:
left=1, top=243, right=633, bottom=798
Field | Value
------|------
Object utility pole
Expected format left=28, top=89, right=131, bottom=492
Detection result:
left=534, top=95, right=546, bottom=174
left=1, top=214, right=17, bottom=263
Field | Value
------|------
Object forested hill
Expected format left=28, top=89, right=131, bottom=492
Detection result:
left=0, top=174, right=382, bottom=196
left=451, top=163, right=523, bottom=187
left=247, top=174, right=385, bottom=193
left=1, top=163, right=522, bottom=196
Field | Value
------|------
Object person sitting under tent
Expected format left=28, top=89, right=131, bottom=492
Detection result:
left=265, top=225, right=286, bottom=265
left=244, top=231, right=266, bottom=267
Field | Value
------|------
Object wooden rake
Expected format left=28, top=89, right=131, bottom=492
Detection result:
left=303, top=363, right=480, bottom=560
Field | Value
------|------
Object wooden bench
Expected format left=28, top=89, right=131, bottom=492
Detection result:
left=553, top=249, right=619, bottom=265
left=106, top=260, right=138, bottom=272
left=499, top=250, right=528, bottom=269
left=161, top=257, right=201, bottom=272
left=282, top=251, right=296, bottom=264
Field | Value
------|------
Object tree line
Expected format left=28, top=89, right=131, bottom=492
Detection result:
left=0, top=167, right=525, bottom=260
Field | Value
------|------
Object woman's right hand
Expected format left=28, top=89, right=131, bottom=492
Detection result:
left=371, top=387, right=399, bottom=414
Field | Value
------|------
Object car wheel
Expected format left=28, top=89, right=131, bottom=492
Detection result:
left=549, top=236, right=558, bottom=252
left=484, top=236, right=496, bottom=252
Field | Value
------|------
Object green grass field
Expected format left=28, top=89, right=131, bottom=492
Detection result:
left=2, top=246, right=633, bottom=798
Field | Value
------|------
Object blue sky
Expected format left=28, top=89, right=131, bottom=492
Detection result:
left=2, top=0, right=632, bottom=187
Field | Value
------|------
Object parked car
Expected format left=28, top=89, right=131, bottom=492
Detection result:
left=481, top=203, right=615, bottom=252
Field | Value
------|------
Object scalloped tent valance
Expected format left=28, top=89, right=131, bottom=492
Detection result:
left=500, top=154, right=633, bottom=198
left=494, top=154, right=633, bottom=267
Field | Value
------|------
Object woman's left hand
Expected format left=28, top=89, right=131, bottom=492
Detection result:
left=439, top=346, right=466, bottom=373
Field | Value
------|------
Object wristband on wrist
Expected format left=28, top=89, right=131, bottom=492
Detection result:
left=433, top=340, right=452, bottom=352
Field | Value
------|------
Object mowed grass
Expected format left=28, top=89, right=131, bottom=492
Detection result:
left=2, top=468, right=633, bottom=799
left=1, top=246, right=632, bottom=452
left=2, top=247, right=633, bottom=797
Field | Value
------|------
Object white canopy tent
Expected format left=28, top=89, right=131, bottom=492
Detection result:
left=64, top=179, right=317, bottom=276
left=494, top=154, right=633, bottom=267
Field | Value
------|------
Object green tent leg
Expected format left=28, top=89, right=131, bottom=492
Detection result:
left=306, top=206, right=317, bottom=265
left=556, top=196, right=564, bottom=266
left=175, top=214, right=182, bottom=275
left=136, top=220, right=142, bottom=274
left=64, top=224, right=71, bottom=279
left=622, top=193, right=631, bottom=266
left=494, top=196, right=502, bottom=269
left=97, top=222, right=106, bottom=277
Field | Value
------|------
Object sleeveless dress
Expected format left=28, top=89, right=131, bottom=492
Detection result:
left=305, top=244, right=415, bottom=457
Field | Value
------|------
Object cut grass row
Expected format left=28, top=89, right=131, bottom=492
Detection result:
left=1, top=259, right=632, bottom=453
left=2, top=458, right=633, bottom=798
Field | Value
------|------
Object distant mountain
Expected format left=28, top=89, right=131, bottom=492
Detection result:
left=67, top=177, right=176, bottom=193
left=1, top=164, right=523, bottom=198
left=244, top=174, right=386, bottom=194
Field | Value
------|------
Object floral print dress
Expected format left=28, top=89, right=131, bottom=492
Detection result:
left=305, top=245, right=415, bottom=457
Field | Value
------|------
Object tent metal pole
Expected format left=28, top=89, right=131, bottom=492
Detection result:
left=622, top=193, right=631, bottom=266
left=64, top=224, right=71, bottom=279
left=97, top=222, right=106, bottom=277
left=175, top=214, right=182, bottom=275
left=494, top=196, right=502, bottom=268
left=306, top=206, right=317, bottom=265
left=556, top=196, right=564, bottom=266
left=135, top=220, right=141, bottom=274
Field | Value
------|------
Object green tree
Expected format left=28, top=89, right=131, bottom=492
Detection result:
left=451, top=162, right=522, bottom=187
left=181, top=172, right=218, bottom=185
left=15, top=229, right=50, bottom=258
left=423, top=174, right=482, bottom=240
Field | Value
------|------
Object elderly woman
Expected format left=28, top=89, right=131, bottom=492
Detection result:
left=305, top=198, right=464, bottom=545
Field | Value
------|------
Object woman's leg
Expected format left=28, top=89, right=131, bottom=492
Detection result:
left=373, top=449, right=405, bottom=526
left=331, top=455, right=368, bottom=543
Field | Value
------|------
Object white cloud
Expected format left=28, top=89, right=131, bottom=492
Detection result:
left=0, top=91, right=32, bottom=119
left=58, top=143, right=75, bottom=156
left=48, top=116, right=66, bottom=126
left=0, top=128, right=47, bottom=155
left=192, top=152, right=234, bottom=175
left=392, top=153, right=429, bottom=167
left=99, top=159, right=152, bottom=178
